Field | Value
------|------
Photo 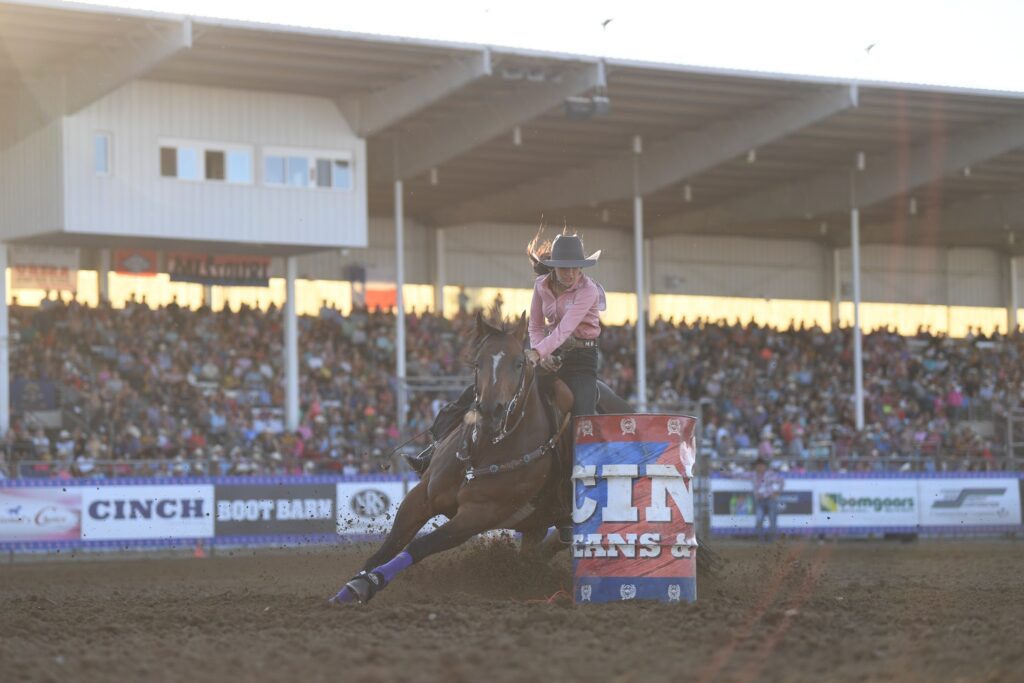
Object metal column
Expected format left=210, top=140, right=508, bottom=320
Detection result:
left=0, top=244, right=8, bottom=433
left=98, top=249, right=110, bottom=305
left=830, top=247, right=841, bottom=329
left=395, top=179, right=408, bottom=430
left=632, top=138, right=647, bottom=412
left=433, top=227, right=446, bottom=318
left=1008, top=255, right=1018, bottom=333
left=850, top=208, right=865, bottom=431
left=284, top=256, right=299, bottom=432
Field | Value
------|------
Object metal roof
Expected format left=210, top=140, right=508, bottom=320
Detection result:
left=3, top=0, right=1024, bottom=252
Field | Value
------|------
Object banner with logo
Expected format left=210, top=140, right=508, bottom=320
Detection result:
left=573, top=414, right=698, bottom=604
left=710, top=475, right=1023, bottom=536
left=167, top=252, right=271, bottom=287
left=918, top=479, right=1022, bottom=528
left=114, top=249, right=159, bottom=276
left=215, top=484, right=337, bottom=537
left=81, top=485, right=214, bottom=541
left=0, top=488, right=82, bottom=541
left=9, top=246, right=79, bottom=290
left=710, top=477, right=814, bottom=532
left=336, top=482, right=406, bottom=535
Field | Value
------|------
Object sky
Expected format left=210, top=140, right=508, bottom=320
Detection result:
left=91, top=0, right=1024, bottom=93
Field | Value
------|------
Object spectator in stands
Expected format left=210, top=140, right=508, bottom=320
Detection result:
left=750, top=457, right=784, bottom=542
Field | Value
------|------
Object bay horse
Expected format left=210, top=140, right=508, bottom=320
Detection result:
left=331, top=311, right=577, bottom=604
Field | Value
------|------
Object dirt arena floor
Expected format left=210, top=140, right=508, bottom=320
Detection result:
left=2, top=539, right=1022, bottom=683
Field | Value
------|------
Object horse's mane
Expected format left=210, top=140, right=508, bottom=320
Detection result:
left=463, top=310, right=523, bottom=363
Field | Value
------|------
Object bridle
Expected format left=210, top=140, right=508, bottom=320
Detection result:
left=471, top=335, right=536, bottom=447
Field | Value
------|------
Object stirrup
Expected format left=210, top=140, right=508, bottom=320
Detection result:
left=403, top=443, right=434, bottom=475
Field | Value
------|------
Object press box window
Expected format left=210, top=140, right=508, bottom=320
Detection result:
left=160, top=145, right=200, bottom=180
left=94, top=133, right=111, bottom=175
left=264, top=149, right=353, bottom=190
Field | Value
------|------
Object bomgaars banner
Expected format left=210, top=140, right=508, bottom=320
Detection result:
left=573, top=414, right=698, bottom=604
left=167, top=252, right=270, bottom=287
left=215, top=484, right=337, bottom=537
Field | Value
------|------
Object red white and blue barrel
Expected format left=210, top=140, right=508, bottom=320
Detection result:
left=572, top=414, right=698, bottom=604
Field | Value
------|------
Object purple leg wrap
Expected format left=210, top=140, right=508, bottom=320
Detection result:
left=374, top=551, right=414, bottom=585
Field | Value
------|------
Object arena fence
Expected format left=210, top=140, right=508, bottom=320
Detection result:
left=2, top=472, right=1022, bottom=553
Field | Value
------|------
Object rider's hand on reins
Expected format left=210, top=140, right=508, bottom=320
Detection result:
left=525, top=349, right=540, bottom=366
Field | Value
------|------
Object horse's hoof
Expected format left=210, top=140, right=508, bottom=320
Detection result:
left=329, top=576, right=373, bottom=605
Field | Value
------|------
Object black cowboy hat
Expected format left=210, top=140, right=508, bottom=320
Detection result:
left=540, top=234, right=601, bottom=268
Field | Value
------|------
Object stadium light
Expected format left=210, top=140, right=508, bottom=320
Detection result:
left=513, top=126, right=522, bottom=147
left=747, top=149, right=757, bottom=163
left=683, top=184, right=692, bottom=202
left=429, top=167, right=439, bottom=186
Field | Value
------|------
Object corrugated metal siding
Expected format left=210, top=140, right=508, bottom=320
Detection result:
left=652, top=234, right=827, bottom=300
left=289, top=217, right=430, bottom=283
left=444, top=223, right=634, bottom=291
left=0, top=120, right=63, bottom=239
left=61, top=80, right=367, bottom=248
left=838, top=245, right=1004, bottom=307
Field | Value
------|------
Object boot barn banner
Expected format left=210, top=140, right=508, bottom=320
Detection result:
left=167, top=253, right=271, bottom=287
left=573, top=414, right=698, bottom=604
left=9, top=246, right=79, bottom=290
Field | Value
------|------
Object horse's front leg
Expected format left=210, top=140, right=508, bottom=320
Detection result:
left=333, top=502, right=506, bottom=605
left=330, top=480, right=433, bottom=605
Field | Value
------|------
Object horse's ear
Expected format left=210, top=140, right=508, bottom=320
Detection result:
left=476, top=310, right=496, bottom=339
left=513, top=311, right=528, bottom=343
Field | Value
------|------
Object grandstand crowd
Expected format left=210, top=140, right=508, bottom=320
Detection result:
left=1, top=293, right=1019, bottom=479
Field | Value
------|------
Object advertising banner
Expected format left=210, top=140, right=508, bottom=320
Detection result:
left=710, top=477, right=814, bottom=532
left=336, top=482, right=406, bottom=535
left=814, top=479, right=918, bottom=528
left=9, top=246, right=79, bottom=290
left=114, top=249, right=158, bottom=276
left=573, top=414, right=697, bottom=604
left=81, top=485, right=214, bottom=541
left=215, top=484, right=337, bottom=537
left=167, top=253, right=270, bottom=287
left=0, top=488, right=82, bottom=541
left=918, top=479, right=1022, bottom=528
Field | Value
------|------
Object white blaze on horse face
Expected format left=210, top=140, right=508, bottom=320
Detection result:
left=491, top=350, right=505, bottom=385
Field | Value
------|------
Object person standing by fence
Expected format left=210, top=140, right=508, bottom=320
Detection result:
left=751, top=457, right=784, bottom=542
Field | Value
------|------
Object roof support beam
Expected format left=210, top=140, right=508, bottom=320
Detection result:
left=860, top=192, right=1024, bottom=243
left=434, top=84, right=858, bottom=226
left=338, top=49, right=492, bottom=136
left=371, top=61, right=605, bottom=182
left=652, top=111, right=1024, bottom=237
left=2, top=18, right=191, bottom=147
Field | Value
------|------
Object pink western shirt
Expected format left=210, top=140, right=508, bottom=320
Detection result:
left=529, top=273, right=607, bottom=358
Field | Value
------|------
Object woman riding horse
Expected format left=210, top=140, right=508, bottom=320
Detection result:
left=406, top=230, right=607, bottom=472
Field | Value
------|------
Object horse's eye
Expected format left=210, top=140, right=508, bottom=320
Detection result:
left=516, top=359, right=525, bottom=369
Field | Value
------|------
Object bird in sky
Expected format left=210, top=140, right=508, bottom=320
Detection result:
left=865, top=43, right=877, bottom=54
left=601, top=18, right=613, bottom=29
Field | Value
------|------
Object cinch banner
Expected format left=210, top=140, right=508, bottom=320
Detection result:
left=167, top=253, right=271, bottom=287
left=573, top=414, right=697, bottom=604
left=215, top=484, right=337, bottom=537
left=81, top=485, right=214, bottom=541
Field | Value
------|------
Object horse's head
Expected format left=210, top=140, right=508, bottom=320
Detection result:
left=470, top=310, right=530, bottom=438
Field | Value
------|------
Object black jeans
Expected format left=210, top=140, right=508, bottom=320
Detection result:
left=556, top=347, right=598, bottom=416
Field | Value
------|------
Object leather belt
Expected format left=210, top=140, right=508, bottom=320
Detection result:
left=561, top=336, right=598, bottom=351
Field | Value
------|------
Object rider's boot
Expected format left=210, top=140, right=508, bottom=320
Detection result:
left=403, top=442, right=435, bottom=475
left=402, top=385, right=475, bottom=475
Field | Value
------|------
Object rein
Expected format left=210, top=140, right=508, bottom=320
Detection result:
left=464, top=411, right=571, bottom=482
